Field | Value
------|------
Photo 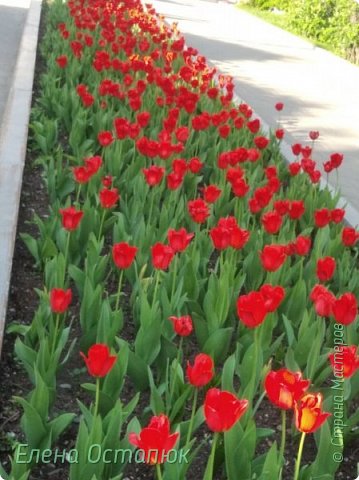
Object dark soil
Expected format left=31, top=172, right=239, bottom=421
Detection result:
left=0, top=2, right=358, bottom=480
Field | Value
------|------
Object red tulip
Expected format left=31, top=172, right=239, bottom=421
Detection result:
left=187, top=353, right=214, bottom=387
left=259, top=284, right=285, bottom=312
left=316, top=257, right=336, bottom=283
left=129, top=414, right=179, bottom=464
left=85, top=155, right=102, bottom=174
left=310, top=284, right=336, bottom=317
left=56, top=55, right=68, bottom=68
left=288, top=200, right=305, bottom=220
left=265, top=369, right=310, bottom=410
left=73, top=166, right=92, bottom=184
left=151, top=243, right=175, bottom=270
left=294, top=236, right=311, bottom=256
left=342, top=227, right=359, bottom=246
left=237, top=291, right=267, bottom=328
left=309, top=131, right=319, bottom=140
left=98, top=131, right=114, bottom=147
left=112, top=242, right=138, bottom=269
left=99, top=187, right=119, bottom=208
left=291, top=143, right=302, bottom=156
left=261, top=211, right=282, bottom=234
left=188, top=157, right=203, bottom=173
left=260, top=245, right=287, bottom=272
left=329, top=346, right=359, bottom=379
left=330, top=208, right=345, bottom=224
left=314, top=209, right=330, bottom=228
left=275, top=102, right=284, bottom=111
left=330, top=153, right=343, bottom=168
left=168, top=228, right=194, bottom=252
left=188, top=198, right=210, bottom=224
left=169, top=315, right=193, bottom=336
left=143, top=166, right=165, bottom=186
left=203, top=185, right=222, bottom=203
left=294, top=393, right=331, bottom=433
left=50, top=288, right=72, bottom=313
left=210, top=225, right=231, bottom=250
left=80, top=344, right=117, bottom=377
left=289, top=162, right=301, bottom=176
left=204, top=388, right=248, bottom=432
left=332, top=293, right=358, bottom=325
left=59, top=206, right=83, bottom=231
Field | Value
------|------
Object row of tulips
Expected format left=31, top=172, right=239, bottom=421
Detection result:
left=1, top=0, right=359, bottom=479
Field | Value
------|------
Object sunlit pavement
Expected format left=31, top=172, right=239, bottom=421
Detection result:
left=152, top=0, right=359, bottom=215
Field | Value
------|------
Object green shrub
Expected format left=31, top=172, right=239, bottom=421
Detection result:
left=287, top=0, right=359, bottom=62
left=247, top=0, right=290, bottom=11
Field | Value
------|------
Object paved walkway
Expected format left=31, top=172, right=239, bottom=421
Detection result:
left=0, top=0, right=30, bottom=125
left=152, top=0, right=359, bottom=214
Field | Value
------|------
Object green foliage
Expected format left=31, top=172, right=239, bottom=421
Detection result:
left=247, top=0, right=359, bottom=64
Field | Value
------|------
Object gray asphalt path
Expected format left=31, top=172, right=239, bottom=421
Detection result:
left=0, top=0, right=30, bottom=125
left=152, top=0, right=359, bottom=212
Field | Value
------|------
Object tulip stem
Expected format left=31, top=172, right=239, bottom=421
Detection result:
left=115, top=270, right=124, bottom=311
left=63, top=231, right=71, bottom=287
left=94, top=377, right=100, bottom=418
left=186, top=388, right=198, bottom=446
left=293, top=432, right=306, bottom=480
left=75, top=184, right=82, bottom=205
left=280, top=410, right=286, bottom=461
left=171, top=255, right=178, bottom=304
left=204, top=432, right=219, bottom=480
left=252, top=390, right=266, bottom=416
left=168, top=336, right=183, bottom=414
left=98, top=209, right=106, bottom=241
left=156, top=464, right=163, bottom=480
left=51, top=314, right=61, bottom=357
left=153, top=270, right=161, bottom=305
left=148, top=189, right=155, bottom=226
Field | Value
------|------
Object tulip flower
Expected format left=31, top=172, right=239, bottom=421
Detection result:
left=328, top=345, right=359, bottom=379
left=260, top=245, right=287, bottom=272
left=99, top=187, right=119, bottom=208
left=259, top=285, right=285, bottom=313
left=129, top=414, right=179, bottom=475
left=293, top=393, right=331, bottom=480
left=151, top=242, right=175, bottom=270
left=265, top=369, right=310, bottom=410
left=204, top=390, right=248, bottom=434
left=50, top=288, right=72, bottom=314
left=187, top=198, right=210, bottom=224
left=112, top=242, right=138, bottom=270
left=203, top=185, right=221, bottom=203
left=316, top=257, right=336, bottom=282
left=167, top=228, right=194, bottom=253
left=332, top=292, right=358, bottom=325
left=59, top=206, right=83, bottom=231
left=142, top=165, right=165, bottom=186
left=310, top=284, right=336, bottom=317
left=294, top=236, right=311, bottom=256
left=169, top=315, right=193, bottom=337
left=237, top=291, right=267, bottom=328
left=265, top=368, right=310, bottom=459
left=261, top=211, right=282, bottom=234
left=203, top=388, right=248, bottom=478
left=342, top=227, right=359, bottom=247
left=187, top=353, right=214, bottom=388
left=97, top=130, right=114, bottom=147
left=81, top=344, right=117, bottom=378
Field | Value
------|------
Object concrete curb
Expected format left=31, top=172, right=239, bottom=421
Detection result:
left=0, top=0, right=42, bottom=357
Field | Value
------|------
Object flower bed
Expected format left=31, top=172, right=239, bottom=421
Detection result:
left=0, top=0, right=359, bottom=479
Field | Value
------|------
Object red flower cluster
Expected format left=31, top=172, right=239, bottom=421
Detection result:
left=237, top=284, right=285, bottom=328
